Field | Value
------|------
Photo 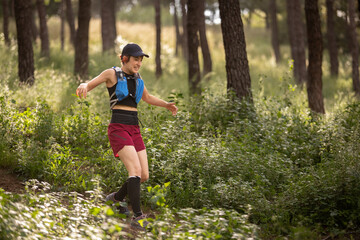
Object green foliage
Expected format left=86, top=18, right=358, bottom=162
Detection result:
left=145, top=207, right=258, bottom=239
left=1, top=20, right=360, bottom=239
left=1, top=65, right=360, bottom=238
left=146, top=181, right=171, bottom=209
left=0, top=179, right=129, bottom=239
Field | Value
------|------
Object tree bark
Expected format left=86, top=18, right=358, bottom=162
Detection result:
left=326, top=0, right=339, bottom=76
left=101, top=0, right=116, bottom=52
left=348, top=0, right=360, bottom=96
left=2, top=0, right=10, bottom=46
left=305, top=0, right=325, bottom=114
left=218, top=0, right=252, bottom=101
left=74, top=0, right=91, bottom=79
left=269, top=0, right=281, bottom=63
left=180, top=0, right=188, bottom=61
left=36, top=0, right=50, bottom=58
left=286, top=0, right=307, bottom=85
left=111, top=0, right=117, bottom=43
left=9, top=0, right=14, bottom=17
left=65, top=0, right=76, bottom=46
left=187, top=0, right=201, bottom=94
left=155, top=0, right=162, bottom=78
left=172, top=0, right=181, bottom=57
left=31, top=3, right=38, bottom=42
left=60, top=0, right=65, bottom=51
left=14, top=0, right=35, bottom=85
left=198, top=0, right=212, bottom=76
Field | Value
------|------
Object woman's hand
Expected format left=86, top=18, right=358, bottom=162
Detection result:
left=76, top=83, right=88, bottom=99
left=166, top=102, right=178, bottom=116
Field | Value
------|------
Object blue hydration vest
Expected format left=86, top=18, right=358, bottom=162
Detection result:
left=112, top=66, right=144, bottom=104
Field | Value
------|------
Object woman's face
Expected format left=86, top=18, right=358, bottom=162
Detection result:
left=122, top=56, right=143, bottom=74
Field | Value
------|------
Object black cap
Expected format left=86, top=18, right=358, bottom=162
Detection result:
left=121, top=43, right=149, bottom=58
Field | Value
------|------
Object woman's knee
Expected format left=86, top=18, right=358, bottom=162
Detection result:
left=131, top=165, right=142, bottom=177
left=141, top=172, right=149, bottom=182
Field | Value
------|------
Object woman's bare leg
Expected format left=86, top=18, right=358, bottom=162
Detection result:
left=137, top=149, right=149, bottom=183
left=117, top=145, right=142, bottom=177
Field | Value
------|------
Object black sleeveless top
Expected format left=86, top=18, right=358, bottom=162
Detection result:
left=107, top=72, right=137, bottom=108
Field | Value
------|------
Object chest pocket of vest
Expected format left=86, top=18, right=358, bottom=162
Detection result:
left=113, top=66, right=144, bottom=104
left=135, top=78, right=144, bottom=104
left=115, top=75, right=129, bottom=102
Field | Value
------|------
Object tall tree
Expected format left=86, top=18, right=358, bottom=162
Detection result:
left=198, top=0, right=212, bottom=76
left=74, top=0, right=91, bottom=79
left=101, top=0, right=117, bottom=52
left=2, top=0, right=10, bottom=46
left=218, top=0, right=252, bottom=101
left=155, top=0, right=162, bottom=78
left=180, top=0, right=188, bottom=60
left=286, top=0, right=307, bottom=85
left=348, top=0, right=360, bottom=96
left=305, top=0, right=325, bottom=114
left=9, top=0, right=14, bottom=17
left=269, top=0, right=281, bottom=63
left=36, top=0, right=50, bottom=58
left=60, top=0, right=65, bottom=50
left=30, top=3, right=38, bottom=42
left=14, top=0, right=35, bottom=85
left=172, top=0, right=181, bottom=57
left=65, top=0, right=76, bottom=46
left=326, top=0, right=339, bottom=76
left=187, top=0, right=201, bottom=94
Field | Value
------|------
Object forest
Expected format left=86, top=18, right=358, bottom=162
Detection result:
left=0, top=0, right=360, bottom=239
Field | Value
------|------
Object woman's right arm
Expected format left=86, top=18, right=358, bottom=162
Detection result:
left=76, top=69, right=114, bottom=99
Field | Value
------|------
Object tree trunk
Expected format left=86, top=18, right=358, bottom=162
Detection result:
left=265, top=10, right=270, bottom=29
left=218, top=0, right=252, bottom=101
left=245, top=10, right=252, bottom=28
left=36, top=0, right=50, bottom=58
left=305, top=0, right=325, bottom=114
left=326, top=0, right=339, bottom=76
left=31, top=4, right=38, bottom=42
left=2, top=0, right=10, bottom=46
left=9, top=0, right=14, bottom=17
left=101, top=0, right=117, bottom=52
left=14, top=0, right=35, bottom=85
left=111, top=0, right=117, bottom=43
left=348, top=0, right=360, bottom=96
left=173, top=0, right=181, bottom=57
left=187, top=0, right=201, bottom=94
left=155, top=0, right=162, bottom=78
left=286, top=0, right=307, bottom=85
left=269, top=0, right=281, bottom=63
left=198, top=0, right=212, bottom=77
left=180, top=0, right=188, bottom=61
left=65, top=0, right=76, bottom=46
left=74, top=0, right=91, bottom=79
left=60, top=0, right=65, bottom=51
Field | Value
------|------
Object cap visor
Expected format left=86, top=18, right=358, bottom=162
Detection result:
left=133, top=51, right=149, bottom=58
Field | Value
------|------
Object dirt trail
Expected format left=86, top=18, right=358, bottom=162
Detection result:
left=0, top=168, right=24, bottom=193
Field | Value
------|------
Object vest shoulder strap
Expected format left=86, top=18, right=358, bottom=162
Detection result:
left=113, top=66, right=124, bottom=81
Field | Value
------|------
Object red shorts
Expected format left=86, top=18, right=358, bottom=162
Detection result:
left=108, top=123, right=146, bottom=157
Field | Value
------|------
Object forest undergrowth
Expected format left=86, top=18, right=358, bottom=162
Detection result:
left=1, top=22, right=360, bottom=239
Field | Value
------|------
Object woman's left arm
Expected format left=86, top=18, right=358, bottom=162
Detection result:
left=142, top=86, right=178, bottom=116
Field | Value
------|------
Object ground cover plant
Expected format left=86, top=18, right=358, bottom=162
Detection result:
left=0, top=19, right=360, bottom=239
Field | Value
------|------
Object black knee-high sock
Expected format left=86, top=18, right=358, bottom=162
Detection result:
left=127, top=176, right=142, bottom=217
left=114, top=179, right=128, bottom=201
